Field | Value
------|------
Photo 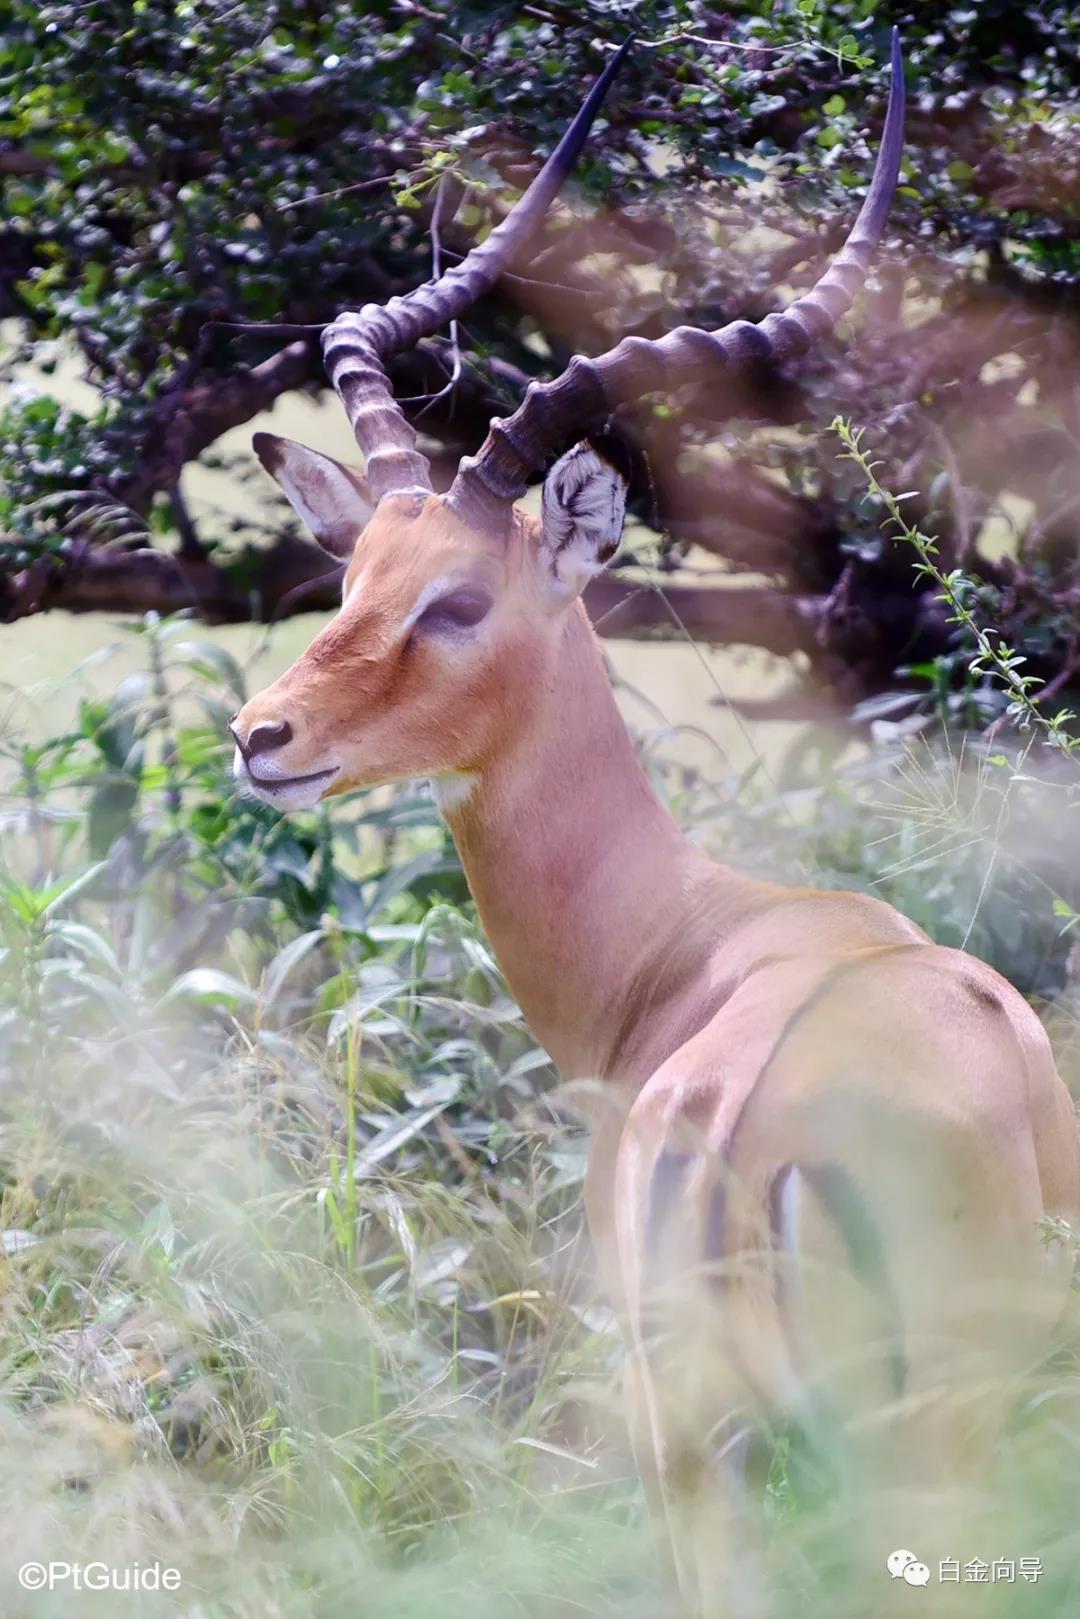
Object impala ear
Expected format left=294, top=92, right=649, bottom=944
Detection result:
left=253, top=432, right=375, bottom=560
left=539, top=439, right=628, bottom=596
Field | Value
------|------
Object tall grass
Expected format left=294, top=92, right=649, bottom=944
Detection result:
left=0, top=610, right=1078, bottom=1616
left=0, top=617, right=656, bottom=1616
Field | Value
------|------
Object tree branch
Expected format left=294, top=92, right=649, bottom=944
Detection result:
left=1, top=537, right=336, bottom=623
left=111, top=339, right=315, bottom=515
left=1, top=538, right=825, bottom=655
left=583, top=575, right=822, bottom=653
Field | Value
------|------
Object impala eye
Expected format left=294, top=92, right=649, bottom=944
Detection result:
left=415, top=587, right=493, bottom=634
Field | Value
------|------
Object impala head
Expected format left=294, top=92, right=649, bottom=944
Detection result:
left=230, top=434, right=627, bottom=810
left=230, top=32, right=904, bottom=813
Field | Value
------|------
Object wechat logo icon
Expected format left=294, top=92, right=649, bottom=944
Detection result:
left=887, top=1550, right=931, bottom=1587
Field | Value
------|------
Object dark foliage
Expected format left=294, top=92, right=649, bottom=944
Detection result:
left=2, top=1, right=1079, bottom=728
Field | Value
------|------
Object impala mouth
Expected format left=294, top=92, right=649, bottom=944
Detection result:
left=233, top=749, right=340, bottom=809
left=247, top=765, right=339, bottom=791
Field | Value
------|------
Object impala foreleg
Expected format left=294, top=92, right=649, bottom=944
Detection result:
left=613, top=1111, right=782, bottom=1616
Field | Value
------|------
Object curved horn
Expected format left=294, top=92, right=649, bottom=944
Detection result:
left=322, top=37, right=633, bottom=506
left=447, top=28, right=906, bottom=535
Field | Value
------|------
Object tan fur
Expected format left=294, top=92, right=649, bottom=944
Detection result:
left=233, top=491, right=1080, bottom=1613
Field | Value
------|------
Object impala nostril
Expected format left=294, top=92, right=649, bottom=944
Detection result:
left=246, top=720, right=293, bottom=758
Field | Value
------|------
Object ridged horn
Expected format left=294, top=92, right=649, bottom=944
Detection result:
left=322, top=37, right=634, bottom=505
left=447, top=28, right=906, bottom=535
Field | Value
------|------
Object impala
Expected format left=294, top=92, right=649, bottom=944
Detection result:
left=229, top=33, right=1080, bottom=1613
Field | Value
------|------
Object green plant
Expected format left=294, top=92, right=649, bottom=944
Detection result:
left=833, top=418, right=1080, bottom=756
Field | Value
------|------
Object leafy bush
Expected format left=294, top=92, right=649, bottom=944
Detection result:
left=3, top=0, right=1079, bottom=736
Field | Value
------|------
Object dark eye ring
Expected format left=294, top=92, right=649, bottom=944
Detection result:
left=416, top=587, right=493, bottom=634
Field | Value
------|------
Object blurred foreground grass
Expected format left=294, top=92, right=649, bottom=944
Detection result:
left=0, top=613, right=1079, bottom=1617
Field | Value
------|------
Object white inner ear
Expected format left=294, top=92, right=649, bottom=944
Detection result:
left=540, top=442, right=627, bottom=595
left=253, top=433, right=374, bottom=561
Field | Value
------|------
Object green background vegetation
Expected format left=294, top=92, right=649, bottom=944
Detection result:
left=1, top=2, right=1080, bottom=1615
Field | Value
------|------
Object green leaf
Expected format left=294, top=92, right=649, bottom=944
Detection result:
left=172, top=641, right=247, bottom=702
left=48, top=921, right=120, bottom=974
left=262, top=928, right=326, bottom=1003
left=87, top=778, right=139, bottom=858
left=162, top=969, right=255, bottom=1008
left=40, top=862, right=108, bottom=918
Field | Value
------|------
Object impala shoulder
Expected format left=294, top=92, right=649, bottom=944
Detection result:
left=723, top=885, right=930, bottom=976
left=805, top=885, right=932, bottom=946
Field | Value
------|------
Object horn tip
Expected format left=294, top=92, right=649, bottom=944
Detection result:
left=599, top=33, right=634, bottom=82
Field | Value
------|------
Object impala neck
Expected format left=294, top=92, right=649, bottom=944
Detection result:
left=444, top=604, right=751, bottom=1086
